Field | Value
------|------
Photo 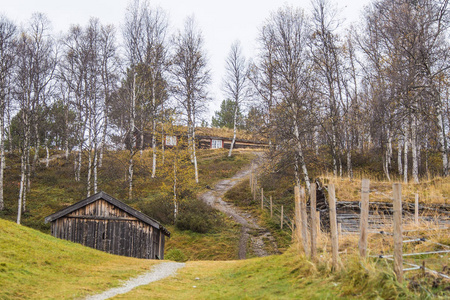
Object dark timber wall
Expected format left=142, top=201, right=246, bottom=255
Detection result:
left=45, top=191, right=169, bottom=259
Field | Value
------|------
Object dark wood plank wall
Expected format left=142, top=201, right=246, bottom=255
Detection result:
left=50, top=199, right=164, bottom=259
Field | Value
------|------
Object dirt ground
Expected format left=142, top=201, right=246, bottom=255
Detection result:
left=199, top=153, right=279, bottom=259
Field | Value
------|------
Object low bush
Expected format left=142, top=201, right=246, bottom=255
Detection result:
left=139, top=195, right=175, bottom=225
left=175, top=198, right=220, bottom=233
left=140, top=196, right=220, bottom=234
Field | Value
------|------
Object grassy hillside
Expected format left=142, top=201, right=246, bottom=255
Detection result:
left=0, top=148, right=252, bottom=226
left=0, top=218, right=417, bottom=299
left=0, top=148, right=253, bottom=262
left=0, top=218, right=158, bottom=299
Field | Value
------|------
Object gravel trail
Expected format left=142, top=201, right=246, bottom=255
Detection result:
left=85, top=262, right=185, bottom=300
left=199, top=153, right=278, bottom=259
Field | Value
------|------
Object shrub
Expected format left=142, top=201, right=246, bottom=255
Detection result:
left=175, top=198, right=220, bottom=233
left=139, top=195, right=175, bottom=225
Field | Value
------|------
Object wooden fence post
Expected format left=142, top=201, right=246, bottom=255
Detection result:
left=415, top=193, right=419, bottom=225
left=294, top=186, right=302, bottom=247
left=359, top=179, right=370, bottom=259
left=300, top=187, right=309, bottom=257
left=328, top=184, right=339, bottom=270
left=280, top=205, right=284, bottom=229
left=310, top=183, right=317, bottom=260
left=393, top=183, right=403, bottom=283
left=270, top=196, right=273, bottom=218
left=261, top=188, right=264, bottom=210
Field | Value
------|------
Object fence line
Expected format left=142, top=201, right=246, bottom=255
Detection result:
left=250, top=171, right=448, bottom=281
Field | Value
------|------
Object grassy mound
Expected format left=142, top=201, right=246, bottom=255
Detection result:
left=0, top=219, right=157, bottom=299
left=111, top=249, right=413, bottom=299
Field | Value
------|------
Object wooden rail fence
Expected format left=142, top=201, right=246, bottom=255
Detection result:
left=250, top=170, right=449, bottom=282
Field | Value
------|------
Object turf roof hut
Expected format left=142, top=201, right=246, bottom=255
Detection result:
left=45, top=191, right=170, bottom=259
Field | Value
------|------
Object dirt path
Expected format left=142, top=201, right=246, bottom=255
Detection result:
left=85, top=262, right=185, bottom=300
left=199, top=153, right=278, bottom=259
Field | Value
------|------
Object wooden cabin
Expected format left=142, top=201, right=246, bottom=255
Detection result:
left=124, top=127, right=268, bottom=151
left=197, top=135, right=268, bottom=149
left=45, top=191, right=170, bottom=259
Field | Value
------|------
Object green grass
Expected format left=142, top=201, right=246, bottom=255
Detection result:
left=0, top=218, right=158, bottom=300
left=164, top=218, right=241, bottom=261
left=113, top=249, right=414, bottom=300
left=0, top=201, right=447, bottom=299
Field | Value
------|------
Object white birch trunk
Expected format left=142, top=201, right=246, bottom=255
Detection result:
left=128, top=156, right=134, bottom=200
left=152, top=119, right=157, bottom=178
left=94, top=146, right=98, bottom=194
left=173, top=154, right=177, bottom=221
left=228, top=106, right=238, bottom=157
left=32, top=121, right=40, bottom=172
left=384, top=128, right=391, bottom=181
left=87, top=148, right=92, bottom=198
left=24, top=139, right=30, bottom=212
left=128, top=72, right=137, bottom=200
left=347, top=150, right=352, bottom=179
left=314, top=126, right=319, bottom=155
left=17, top=153, right=25, bottom=224
left=411, top=117, right=419, bottom=183
left=161, top=125, right=165, bottom=166
left=151, top=77, right=157, bottom=178
left=64, top=100, right=69, bottom=160
left=403, top=125, right=408, bottom=183
left=0, top=111, right=4, bottom=211
left=398, top=136, right=403, bottom=176
left=437, top=111, right=448, bottom=176
left=45, top=137, right=49, bottom=168
left=76, top=150, right=82, bottom=182
left=293, top=118, right=311, bottom=193
left=192, top=125, right=199, bottom=183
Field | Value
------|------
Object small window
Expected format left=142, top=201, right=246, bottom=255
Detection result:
left=211, top=139, right=223, bottom=149
left=165, top=135, right=177, bottom=146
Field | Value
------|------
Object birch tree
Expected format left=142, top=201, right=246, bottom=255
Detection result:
left=171, top=16, right=210, bottom=184
left=222, top=40, right=248, bottom=157
left=0, top=16, right=16, bottom=211
left=259, top=6, right=314, bottom=192
left=14, top=13, right=56, bottom=223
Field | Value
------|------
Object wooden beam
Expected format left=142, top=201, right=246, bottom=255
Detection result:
left=359, top=179, right=370, bottom=259
left=393, top=183, right=403, bottom=283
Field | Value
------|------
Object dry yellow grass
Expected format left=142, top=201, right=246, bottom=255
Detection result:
left=322, top=175, right=450, bottom=204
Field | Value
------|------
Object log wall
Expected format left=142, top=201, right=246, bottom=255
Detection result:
left=50, top=199, right=164, bottom=259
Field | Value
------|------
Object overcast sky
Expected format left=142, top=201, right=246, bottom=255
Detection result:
left=1, top=0, right=370, bottom=119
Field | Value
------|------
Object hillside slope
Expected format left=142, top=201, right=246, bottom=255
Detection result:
left=1, top=219, right=417, bottom=299
left=0, top=219, right=157, bottom=299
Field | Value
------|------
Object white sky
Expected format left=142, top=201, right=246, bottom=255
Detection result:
left=0, top=0, right=370, bottom=120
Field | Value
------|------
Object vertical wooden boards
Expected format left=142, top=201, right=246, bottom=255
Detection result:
left=359, top=179, right=370, bottom=259
left=393, top=183, right=403, bottom=283
left=300, top=187, right=309, bottom=257
left=47, top=196, right=168, bottom=260
left=328, top=184, right=339, bottom=270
